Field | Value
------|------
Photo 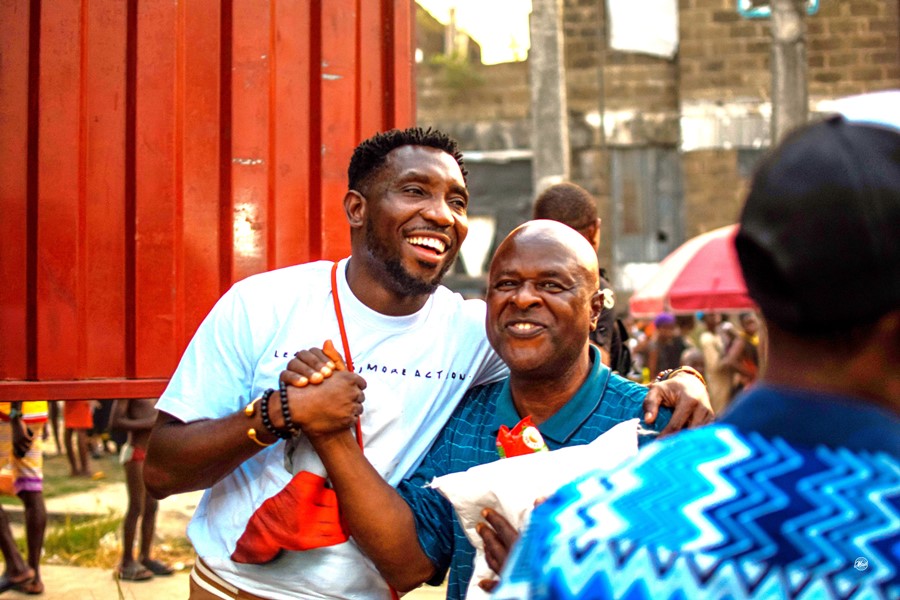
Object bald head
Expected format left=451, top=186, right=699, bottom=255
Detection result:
left=491, top=220, right=599, bottom=288
left=486, top=220, right=603, bottom=380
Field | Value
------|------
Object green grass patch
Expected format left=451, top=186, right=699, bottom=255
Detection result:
left=41, top=512, right=122, bottom=565
left=19, top=511, right=194, bottom=569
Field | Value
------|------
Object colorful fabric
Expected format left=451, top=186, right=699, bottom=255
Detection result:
left=0, top=401, right=48, bottom=424
left=156, top=258, right=507, bottom=599
left=398, top=345, right=671, bottom=600
left=0, top=422, right=45, bottom=494
left=64, top=400, right=94, bottom=429
left=495, top=387, right=900, bottom=600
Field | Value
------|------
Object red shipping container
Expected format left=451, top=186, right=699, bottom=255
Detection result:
left=0, top=0, right=415, bottom=400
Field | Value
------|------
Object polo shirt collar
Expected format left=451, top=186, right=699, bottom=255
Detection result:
left=721, top=384, right=900, bottom=456
left=493, top=346, right=611, bottom=445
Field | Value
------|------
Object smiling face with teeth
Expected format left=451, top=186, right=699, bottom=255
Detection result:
left=352, top=145, right=469, bottom=301
left=486, top=221, right=602, bottom=380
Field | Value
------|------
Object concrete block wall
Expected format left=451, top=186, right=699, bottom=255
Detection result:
left=679, top=0, right=900, bottom=105
left=677, top=0, right=900, bottom=233
left=416, top=0, right=900, bottom=269
left=682, top=150, right=749, bottom=238
left=807, top=0, right=900, bottom=97
left=679, top=0, right=771, bottom=102
left=417, top=60, right=531, bottom=150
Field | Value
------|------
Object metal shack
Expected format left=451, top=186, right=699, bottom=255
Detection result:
left=0, top=1, right=415, bottom=401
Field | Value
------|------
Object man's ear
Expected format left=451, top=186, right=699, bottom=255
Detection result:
left=589, top=289, right=604, bottom=330
left=344, top=190, right=366, bottom=229
left=589, top=217, right=602, bottom=252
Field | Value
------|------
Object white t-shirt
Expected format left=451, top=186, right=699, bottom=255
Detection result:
left=157, top=258, right=506, bottom=599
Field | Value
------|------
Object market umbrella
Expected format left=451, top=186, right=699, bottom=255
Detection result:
left=629, top=224, right=756, bottom=317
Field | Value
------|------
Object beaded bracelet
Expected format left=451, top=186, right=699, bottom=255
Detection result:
left=260, top=388, right=289, bottom=440
left=655, top=365, right=707, bottom=388
left=278, top=380, right=299, bottom=437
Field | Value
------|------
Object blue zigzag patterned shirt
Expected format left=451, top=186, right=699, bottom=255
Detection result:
left=495, top=386, right=900, bottom=600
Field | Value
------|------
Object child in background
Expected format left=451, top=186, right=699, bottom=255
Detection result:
left=0, top=401, right=48, bottom=594
left=110, top=398, right=174, bottom=581
left=63, top=400, right=103, bottom=479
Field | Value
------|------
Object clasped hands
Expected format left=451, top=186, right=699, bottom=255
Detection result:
left=274, top=341, right=367, bottom=439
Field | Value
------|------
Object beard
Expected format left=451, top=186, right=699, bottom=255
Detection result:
left=364, top=220, right=455, bottom=297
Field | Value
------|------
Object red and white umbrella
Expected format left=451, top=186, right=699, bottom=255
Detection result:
left=629, top=224, right=756, bottom=317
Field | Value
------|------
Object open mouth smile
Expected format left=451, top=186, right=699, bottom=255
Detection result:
left=504, top=320, right=546, bottom=338
left=406, top=235, right=449, bottom=257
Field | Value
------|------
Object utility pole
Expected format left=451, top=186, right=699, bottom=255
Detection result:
left=528, top=0, right=569, bottom=193
left=770, top=0, right=808, bottom=142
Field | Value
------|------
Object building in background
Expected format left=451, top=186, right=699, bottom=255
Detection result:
left=415, top=0, right=900, bottom=299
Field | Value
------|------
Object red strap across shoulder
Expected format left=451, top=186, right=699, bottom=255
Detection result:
left=331, top=262, right=364, bottom=450
left=330, top=261, right=399, bottom=600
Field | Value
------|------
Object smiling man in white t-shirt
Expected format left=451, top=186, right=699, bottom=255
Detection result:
left=144, top=127, right=710, bottom=600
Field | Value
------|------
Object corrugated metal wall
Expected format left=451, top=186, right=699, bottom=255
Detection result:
left=0, top=0, right=415, bottom=400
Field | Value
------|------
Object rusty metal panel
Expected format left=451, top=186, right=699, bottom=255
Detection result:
left=271, top=0, right=313, bottom=268
left=230, top=0, right=273, bottom=282
left=133, top=0, right=180, bottom=379
left=181, top=0, right=223, bottom=346
left=36, top=0, right=82, bottom=381
left=319, top=0, right=358, bottom=260
left=390, top=0, right=416, bottom=127
left=0, top=0, right=415, bottom=400
left=83, top=0, right=128, bottom=377
left=0, top=0, right=31, bottom=380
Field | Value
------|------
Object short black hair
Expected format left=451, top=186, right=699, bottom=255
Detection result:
left=348, top=127, right=467, bottom=195
left=533, top=182, right=597, bottom=230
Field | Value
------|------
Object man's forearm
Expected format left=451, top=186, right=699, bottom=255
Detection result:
left=144, top=409, right=277, bottom=499
left=311, top=432, right=437, bottom=592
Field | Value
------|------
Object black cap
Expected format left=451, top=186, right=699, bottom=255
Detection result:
left=736, top=91, right=900, bottom=333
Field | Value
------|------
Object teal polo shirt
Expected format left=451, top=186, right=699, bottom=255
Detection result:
left=397, top=345, right=671, bottom=600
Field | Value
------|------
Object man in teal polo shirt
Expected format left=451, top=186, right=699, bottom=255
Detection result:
left=493, top=92, right=900, bottom=600
left=285, top=220, right=711, bottom=600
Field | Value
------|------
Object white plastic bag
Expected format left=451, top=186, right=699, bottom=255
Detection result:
left=428, top=419, right=641, bottom=600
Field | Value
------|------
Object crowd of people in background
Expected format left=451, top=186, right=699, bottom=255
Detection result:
left=605, top=308, right=763, bottom=414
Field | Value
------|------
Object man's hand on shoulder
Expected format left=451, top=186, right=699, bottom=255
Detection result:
left=643, top=369, right=714, bottom=436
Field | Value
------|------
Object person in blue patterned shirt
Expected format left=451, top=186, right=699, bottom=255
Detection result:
left=494, top=91, right=900, bottom=600
left=284, top=220, right=712, bottom=600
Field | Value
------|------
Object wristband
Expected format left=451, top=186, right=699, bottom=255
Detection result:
left=247, top=427, right=272, bottom=448
left=278, top=380, right=299, bottom=437
left=259, top=388, right=288, bottom=440
left=247, top=428, right=273, bottom=448
left=655, top=365, right=707, bottom=388
left=243, top=397, right=261, bottom=418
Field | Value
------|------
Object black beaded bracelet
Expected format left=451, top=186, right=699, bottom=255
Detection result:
left=259, top=388, right=287, bottom=440
left=278, top=380, right=299, bottom=437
